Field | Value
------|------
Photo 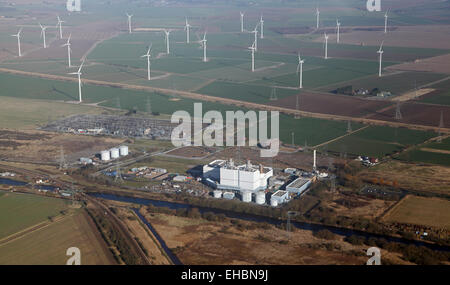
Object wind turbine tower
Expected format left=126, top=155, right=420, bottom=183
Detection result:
left=11, top=28, right=22, bottom=57
left=297, top=53, right=304, bottom=89
left=68, top=60, right=84, bottom=103
left=200, top=32, right=207, bottom=62
left=240, top=12, right=245, bottom=32
left=324, top=33, right=329, bottom=59
left=57, top=16, right=65, bottom=39
left=184, top=18, right=191, bottom=43
left=248, top=41, right=256, bottom=72
left=316, top=7, right=320, bottom=29
left=141, top=45, right=152, bottom=80
left=377, top=41, right=384, bottom=77
left=164, top=29, right=171, bottom=54
left=336, top=19, right=341, bottom=43
left=62, top=34, right=72, bottom=67
left=126, top=13, right=133, bottom=34
left=384, top=10, right=389, bottom=34
left=260, top=15, right=264, bottom=39
left=39, top=23, right=48, bottom=48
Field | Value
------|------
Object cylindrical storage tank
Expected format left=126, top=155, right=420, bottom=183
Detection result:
left=242, top=191, right=251, bottom=203
left=119, top=145, right=129, bottom=156
left=213, top=190, right=222, bottom=198
left=100, top=150, right=110, bottom=161
left=270, top=198, right=278, bottom=207
left=256, top=191, right=265, bottom=205
left=110, top=148, right=120, bottom=159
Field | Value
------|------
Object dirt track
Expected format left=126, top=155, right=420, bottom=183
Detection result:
left=0, top=67, right=448, bottom=133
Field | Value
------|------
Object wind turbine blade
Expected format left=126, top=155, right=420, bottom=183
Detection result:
left=78, top=61, right=84, bottom=73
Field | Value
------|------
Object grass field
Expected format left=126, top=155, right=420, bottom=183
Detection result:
left=320, top=126, right=436, bottom=157
left=0, top=209, right=115, bottom=265
left=383, top=195, right=450, bottom=230
left=397, top=148, right=450, bottom=167
left=0, top=192, right=69, bottom=239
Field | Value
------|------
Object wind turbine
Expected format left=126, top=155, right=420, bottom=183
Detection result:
left=297, top=53, right=304, bottom=89
left=377, top=41, right=384, bottom=77
left=57, top=16, right=64, bottom=39
left=141, top=44, right=152, bottom=80
left=199, top=32, right=207, bottom=62
left=68, top=60, right=84, bottom=103
left=316, top=7, right=320, bottom=29
left=164, top=29, right=171, bottom=54
left=61, top=34, right=72, bottom=67
left=39, top=23, right=48, bottom=48
left=11, top=28, right=22, bottom=57
left=384, top=10, right=389, bottom=34
left=260, top=15, right=264, bottom=39
left=250, top=23, right=259, bottom=51
left=336, top=19, right=341, bottom=43
left=184, top=18, right=191, bottom=43
left=126, top=13, right=133, bottom=34
left=324, top=32, right=329, bottom=59
left=248, top=41, right=256, bottom=72
left=240, top=11, right=245, bottom=32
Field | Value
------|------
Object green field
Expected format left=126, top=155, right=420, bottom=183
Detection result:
left=398, top=149, right=450, bottom=167
left=320, top=126, right=436, bottom=157
left=0, top=209, right=115, bottom=265
left=0, top=192, right=69, bottom=239
left=420, top=79, right=450, bottom=106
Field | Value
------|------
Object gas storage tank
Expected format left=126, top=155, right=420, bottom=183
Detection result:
left=110, top=148, right=120, bottom=159
left=242, top=191, right=251, bottom=203
left=256, top=191, right=265, bottom=205
left=100, top=150, right=110, bottom=161
left=119, top=145, right=129, bottom=156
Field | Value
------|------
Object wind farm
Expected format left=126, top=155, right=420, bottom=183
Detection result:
left=0, top=0, right=450, bottom=267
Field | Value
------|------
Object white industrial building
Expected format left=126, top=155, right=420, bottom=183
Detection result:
left=203, top=159, right=273, bottom=192
left=270, top=190, right=289, bottom=207
left=285, top=177, right=312, bottom=194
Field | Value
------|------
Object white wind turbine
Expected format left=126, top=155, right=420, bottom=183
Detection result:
left=260, top=15, right=264, bottom=39
left=248, top=41, right=256, bottom=72
left=184, top=18, right=191, bottom=43
left=316, top=7, right=320, bottom=29
left=61, top=34, right=72, bottom=67
left=240, top=11, right=245, bottom=32
left=164, top=29, right=171, bottom=54
left=57, top=16, right=65, bottom=39
left=68, top=60, right=84, bottom=103
left=250, top=23, right=259, bottom=51
left=336, top=19, right=341, bottom=43
left=297, top=53, right=305, bottom=89
left=126, top=13, right=133, bottom=34
left=39, top=23, right=48, bottom=48
left=384, top=10, right=390, bottom=34
left=377, top=41, right=384, bottom=77
left=141, top=44, right=152, bottom=80
left=324, top=32, right=329, bottom=59
left=198, top=32, right=207, bottom=62
left=11, top=28, right=22, bottom=57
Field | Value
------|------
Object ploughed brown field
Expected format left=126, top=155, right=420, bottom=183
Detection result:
left=368, top=102, right=450, bottom=128
left=270, top=92, right=392, bottom=118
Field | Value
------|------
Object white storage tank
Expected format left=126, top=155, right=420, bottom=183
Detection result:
left=110, top=148, right=120, bottom=159
left=270, top=198, right=278, bottom=207
left=119, top=145, right=129, bottom=156
left=242, top=191, right=251, bottom=203
left=213, top=190, right=222, bottom=198
left=255, top=191, right=265, bottom=205
left=100, top=150, right=110, bottom=161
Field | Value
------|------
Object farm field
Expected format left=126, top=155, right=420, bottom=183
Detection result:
left=0, top=208, right=115, bottom=265
left=382, top=195, right=450, bottom=230
left=419, top=78, right=450, bottom=106
left=319, top=125, right=436, bottom=158
left=0, top=192, right=69, bottom=239
left=397, top=148, right=450, bottom=167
